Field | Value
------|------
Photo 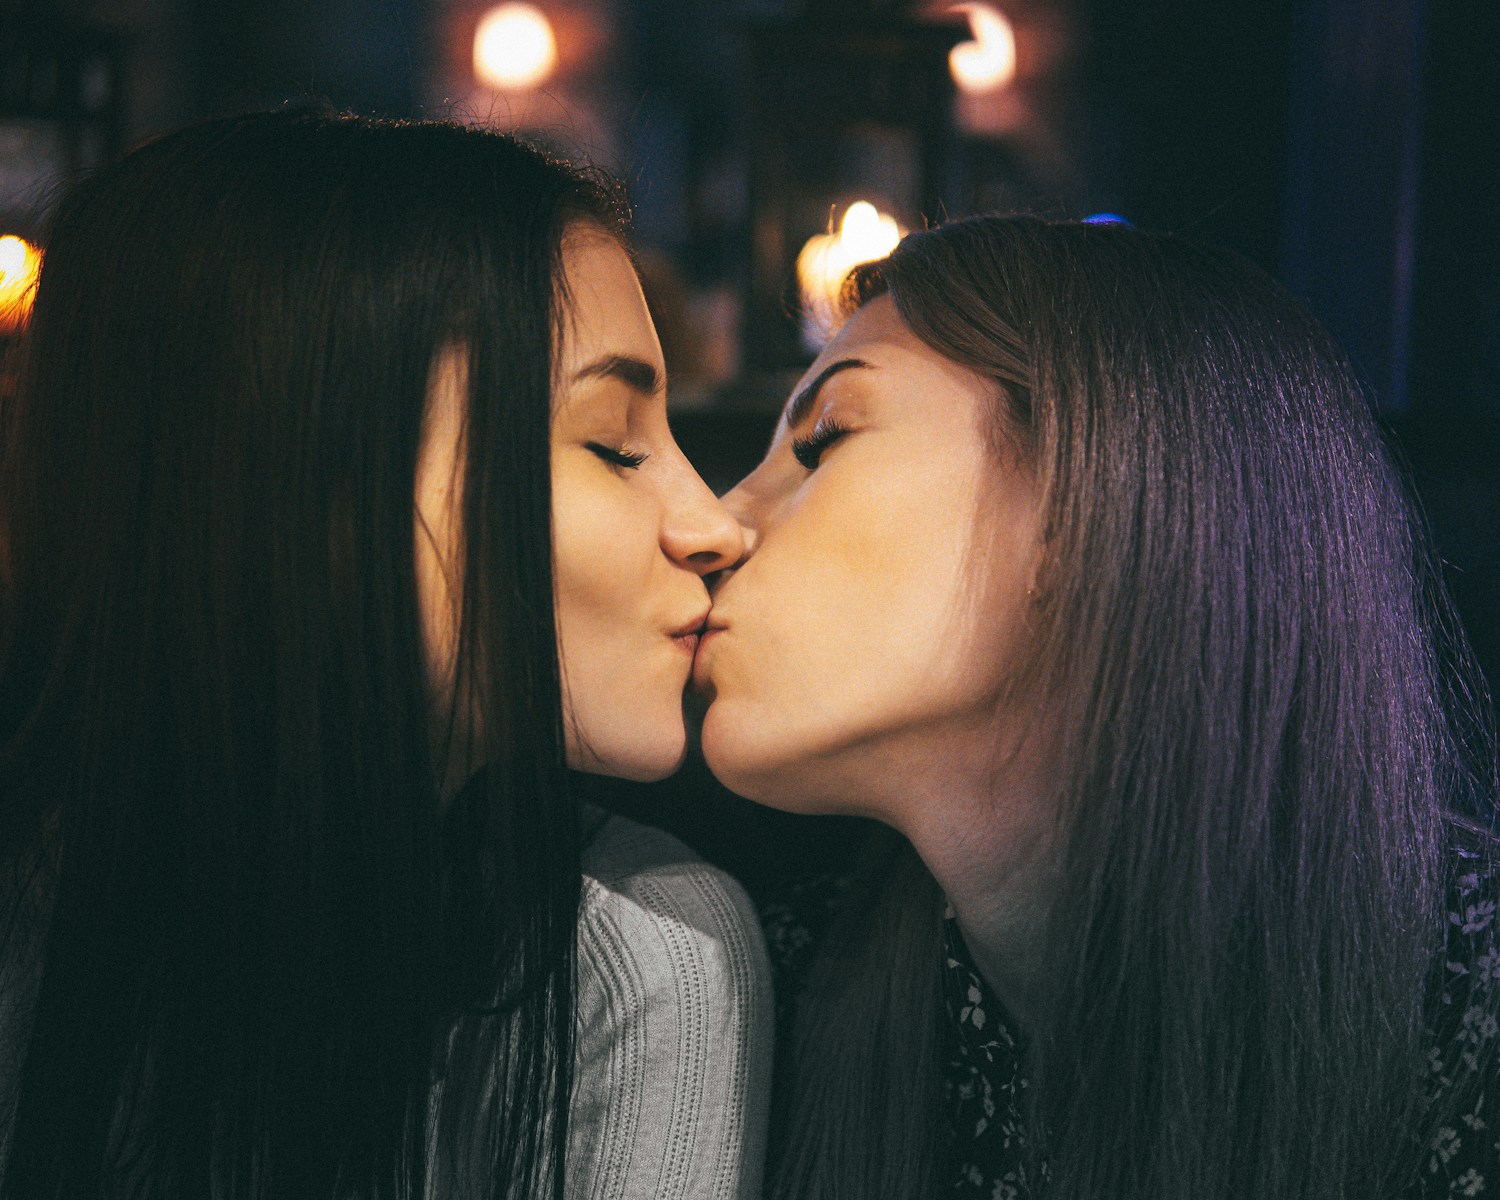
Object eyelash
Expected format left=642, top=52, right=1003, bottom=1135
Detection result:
left=791, top=419, right=851, bottom=470
left=586, top=442, right=649, bottom=470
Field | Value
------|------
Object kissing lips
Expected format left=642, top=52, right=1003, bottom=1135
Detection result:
left=669, top=613, right=709, bottom=656
left=690, top=621, right=727, bottom=690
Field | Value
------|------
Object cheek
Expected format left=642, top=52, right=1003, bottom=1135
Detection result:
left=552, top=471, right=612, bottom=680
left=801, top=465, right=981, bottom=668
left=703, top=475, right=987, bottom=794
left=551, top=468, right=649, bottom=634
left=549, top=469, right=692, bottom=779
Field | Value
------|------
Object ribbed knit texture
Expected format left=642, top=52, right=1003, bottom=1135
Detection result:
left=568, top=813, right=772, bottom=1200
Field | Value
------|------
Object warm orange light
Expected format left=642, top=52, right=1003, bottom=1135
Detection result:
left=949, top=4, right=1017, bottom=94
left=797, top=202, right=903, bottom=346
left=474, top=2, right=558, bottom=90
left=0, top=235, right=41, bottom=333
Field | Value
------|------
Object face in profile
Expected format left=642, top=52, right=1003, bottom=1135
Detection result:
left=416, top=224, right=743, bottom=784
left=694, top=294, right=1044, bottom=821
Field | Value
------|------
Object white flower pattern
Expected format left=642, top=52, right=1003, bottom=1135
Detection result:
left=1417, top=841, right=1500, bottom=1197
left=943, top=916, right=1048, bottom=1198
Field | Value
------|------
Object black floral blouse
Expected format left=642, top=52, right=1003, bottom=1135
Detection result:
left=941, top=908, right=1047, bottom=1199
left=1419, top=841, right=1500, bottom=1197
left=765, top=839, right=1500, bottom=1198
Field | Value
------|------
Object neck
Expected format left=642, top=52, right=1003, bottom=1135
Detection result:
left=890, top=741, right=1059, bottom=1036
left=935, top=832, right=1056, bottom=1035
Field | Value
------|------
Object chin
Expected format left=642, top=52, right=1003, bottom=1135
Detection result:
left=700, top=708, right=822, bottom=812
left=566, top=687, right=693, bottom=781
left=579, top=726, right=688, bottom=782
left=700, top=703, right=894, bottom=819
left=609, top=750, right=686, bottom=783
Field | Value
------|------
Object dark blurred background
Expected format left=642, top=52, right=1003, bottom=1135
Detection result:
left=4, top=0, right=1496, bottom=885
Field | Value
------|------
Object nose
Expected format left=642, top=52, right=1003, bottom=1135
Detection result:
left=660, top=464, right=746, bottom=576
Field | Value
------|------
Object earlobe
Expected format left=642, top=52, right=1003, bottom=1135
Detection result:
left=1023, top=543, right=1053, bottom=611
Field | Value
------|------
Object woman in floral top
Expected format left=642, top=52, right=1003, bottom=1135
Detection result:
left=693, top=215, right=1499, bottom=1200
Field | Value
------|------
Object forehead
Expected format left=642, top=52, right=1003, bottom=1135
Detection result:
left=781, top=295, right=989, bottom=427
left=557, top=227, right=659, bottom=367
left=807, top=296, right=902, bottom=367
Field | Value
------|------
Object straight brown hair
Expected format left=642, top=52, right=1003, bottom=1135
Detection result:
left=771, top=216, right=1498, bottom=1200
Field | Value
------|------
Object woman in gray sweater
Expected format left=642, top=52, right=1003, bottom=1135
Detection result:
left=0, top=108, right=768, bottom=1200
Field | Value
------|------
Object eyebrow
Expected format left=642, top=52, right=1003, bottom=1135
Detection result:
left=570, top=353, right=664, bottom=396
left=784, top=358, right=872, bottom=428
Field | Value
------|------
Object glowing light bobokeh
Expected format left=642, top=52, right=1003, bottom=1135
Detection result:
left=949, top=4, right=1018, bottom=94
left=797, top=202, right=904, bottom=347
left=0, top=235, right=41, bottom=332
left=473, top=3, right=559, bottom=91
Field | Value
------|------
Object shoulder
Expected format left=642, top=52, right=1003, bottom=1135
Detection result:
left=574, top=810, right=770, bottom=1067
left=568, top=811, right=772, bottom=1200
left=578, top=810, right=768, bottom=982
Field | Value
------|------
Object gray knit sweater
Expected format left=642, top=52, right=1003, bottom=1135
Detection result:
left=568, top=812, right=772, bottom=1200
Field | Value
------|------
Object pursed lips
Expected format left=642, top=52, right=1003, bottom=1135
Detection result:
left=689, top=618, right=729, bottom=688
left=669, top=611, right=711, bottom=655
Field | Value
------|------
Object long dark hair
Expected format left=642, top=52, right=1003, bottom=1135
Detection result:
left=0, top=108, right=626, bottom=1199
left=772, top=216, right=1499, bottom=1200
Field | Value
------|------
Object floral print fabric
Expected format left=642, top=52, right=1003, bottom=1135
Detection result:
left=1417, top=840, right=1500, bottom=1196
left=942, top=909, right=1046, bottom=1199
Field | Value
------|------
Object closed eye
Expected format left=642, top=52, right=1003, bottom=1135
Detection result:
left=790, top=419, right=851, bottom=470
left=586, top=442, right=650, bottom=470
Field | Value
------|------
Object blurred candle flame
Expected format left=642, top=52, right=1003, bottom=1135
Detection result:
left=474, top=3, right=559, bottom=90
left=797, top=202, right=903, bottom=347
left=949, top=4, right=1017, bottom=94
left=0, top=235, right=41, bottom=333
